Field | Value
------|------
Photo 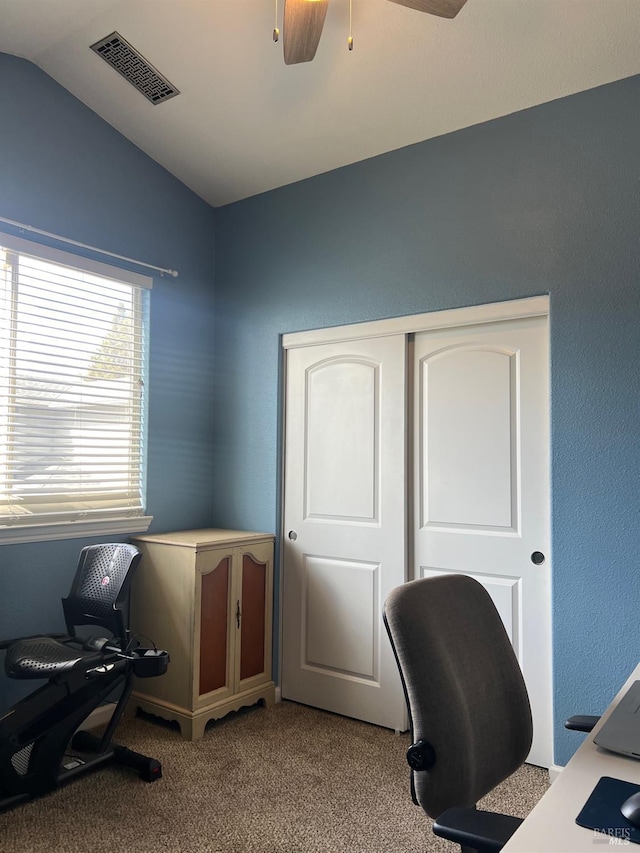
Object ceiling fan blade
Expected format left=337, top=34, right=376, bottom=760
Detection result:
left=283, top=0, right=330, bottom=65
left=387, top=0, right=468, bottom=19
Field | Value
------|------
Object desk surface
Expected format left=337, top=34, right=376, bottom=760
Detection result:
left=503, top=664, right=640, bottom=852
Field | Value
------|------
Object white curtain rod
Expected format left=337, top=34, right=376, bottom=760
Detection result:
left=0, top=215, right=179, bottom=278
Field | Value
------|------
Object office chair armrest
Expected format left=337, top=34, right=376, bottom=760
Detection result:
left=433, top=807, right=523, bottom=853
left=0, top=633, right=67, bottom=650
left=564, top=715, right=600, bottom=733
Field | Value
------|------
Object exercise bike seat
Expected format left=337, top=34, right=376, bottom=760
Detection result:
left=5, top=636, right=106, bottom=678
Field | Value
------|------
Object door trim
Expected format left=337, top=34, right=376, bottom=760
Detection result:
left=283, top=295, right=549, bottom=350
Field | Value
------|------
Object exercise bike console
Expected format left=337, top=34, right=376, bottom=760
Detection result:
left=131, top=647, right=170, bottom=678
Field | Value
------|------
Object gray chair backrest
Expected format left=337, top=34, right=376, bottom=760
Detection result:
left=383, top=574, right=533, bottom=818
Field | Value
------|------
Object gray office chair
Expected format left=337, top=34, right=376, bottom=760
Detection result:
left=383, top=574, right=533, bottom=853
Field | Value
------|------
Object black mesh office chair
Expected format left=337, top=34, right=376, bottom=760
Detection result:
left=383, top=574, right=533, bottom=853
left=0, top=543, right=168, bottom=812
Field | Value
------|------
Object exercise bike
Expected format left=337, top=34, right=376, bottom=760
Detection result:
left=0, top=542, right=169, bottom=812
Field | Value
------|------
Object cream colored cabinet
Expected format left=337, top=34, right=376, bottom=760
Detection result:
left=130, top=529, right=275, bottom=740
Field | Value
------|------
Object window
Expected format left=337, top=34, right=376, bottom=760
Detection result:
left=0, top=233, right=152, bottom=543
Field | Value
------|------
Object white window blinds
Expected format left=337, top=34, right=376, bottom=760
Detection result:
left=0, top=235, right=151, bottom=532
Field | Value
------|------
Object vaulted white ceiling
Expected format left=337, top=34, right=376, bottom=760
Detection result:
left=1, top=0, right=639, bottom=207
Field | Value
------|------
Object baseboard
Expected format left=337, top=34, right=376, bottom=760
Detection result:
left=549, top=763, right=564, bottom=783
left=89, top=690, right=280, bottom=727
left=76, top=702, right=116, bottom=732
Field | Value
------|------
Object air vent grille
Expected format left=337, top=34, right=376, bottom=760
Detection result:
left=90, top=32, right=180, bottom=105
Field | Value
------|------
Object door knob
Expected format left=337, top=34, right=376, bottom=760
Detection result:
left=288, top=530, right=297, bottom=541
left=530, top=551, right=545, bottom=565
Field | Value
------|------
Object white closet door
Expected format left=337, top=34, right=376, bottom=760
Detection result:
left=414, top=315, right=552, bottom=767
left=281, top=335, right=407, bottom=730
left=280, top=304, right=552, bottom=768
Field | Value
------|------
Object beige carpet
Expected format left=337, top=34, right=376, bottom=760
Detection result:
left=0, top=701, right=549, bottom=853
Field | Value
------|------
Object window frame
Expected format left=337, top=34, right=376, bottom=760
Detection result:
left=0, top=232, right=153, bottom=544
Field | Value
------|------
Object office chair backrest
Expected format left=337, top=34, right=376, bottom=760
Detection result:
left=383, top=574, right=533, bottom=819
left=62, top=543, right=141, bottom=642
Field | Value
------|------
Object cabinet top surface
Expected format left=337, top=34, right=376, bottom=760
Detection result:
left=132, top=528, right=275, bottom=548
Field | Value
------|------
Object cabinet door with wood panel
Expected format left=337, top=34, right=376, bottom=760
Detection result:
left=195, top=545, right=235, bottom=708
left=235, top=540, right=273, bottom=694
left=130, top=529, right=275, bottom=740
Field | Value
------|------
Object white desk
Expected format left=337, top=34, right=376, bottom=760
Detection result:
left=503, top=663, right=640, bottom=852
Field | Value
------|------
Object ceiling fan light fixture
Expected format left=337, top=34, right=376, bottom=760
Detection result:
left=278, top=0, right=468, bottom=67
left=283, top=0, right=330, bottom=65
left=387, top=0, right=469, bottom=19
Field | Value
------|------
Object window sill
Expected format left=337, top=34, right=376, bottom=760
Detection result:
left=0, top=516, right=153, bottom=545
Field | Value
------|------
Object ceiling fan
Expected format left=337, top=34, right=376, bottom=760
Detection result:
left=280, top=0, right=469, bottom=65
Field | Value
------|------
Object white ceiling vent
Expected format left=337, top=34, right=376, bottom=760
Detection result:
left=90, top=32, right=180, bottom=105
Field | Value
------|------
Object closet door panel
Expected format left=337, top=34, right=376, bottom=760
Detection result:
left=414, top=316, right=551, bottom=767
left=282, top=335, right=407, bottom=731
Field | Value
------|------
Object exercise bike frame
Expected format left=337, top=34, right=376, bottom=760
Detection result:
left=0, top=637, right=168, bottom=811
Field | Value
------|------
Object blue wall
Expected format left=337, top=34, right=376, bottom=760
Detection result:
left=0, top=54, right=216, bottom=706
left=214, top=75, right=640, bottom=766
left=1, top=50, right=638, bottom=766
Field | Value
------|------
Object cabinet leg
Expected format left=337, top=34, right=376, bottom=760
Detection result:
left=262, top=690, right=275, bottom=709
left=186, top=716, right=207, bottom=741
